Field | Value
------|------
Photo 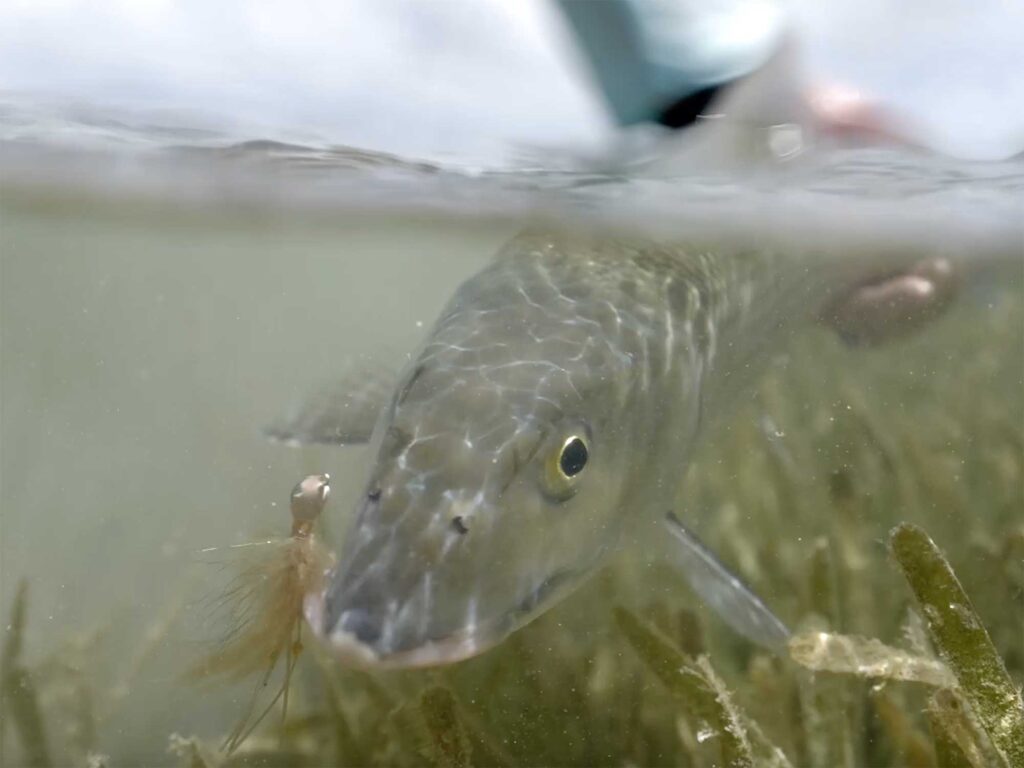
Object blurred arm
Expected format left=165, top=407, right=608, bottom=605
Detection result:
left=553, top=0, right=786, bottom=128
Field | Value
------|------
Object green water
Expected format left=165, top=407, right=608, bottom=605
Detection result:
left=1, top=184, right=1021, bottom=766
left=0, top=191, right=516, bottom=762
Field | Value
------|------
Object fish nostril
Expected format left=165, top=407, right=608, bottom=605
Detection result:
left=367, top=487, right=382, bottom=502
left=338, top=608, right=383, bottom=646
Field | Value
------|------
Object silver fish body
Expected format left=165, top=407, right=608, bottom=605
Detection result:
left=305, top=228, right=934, bottom=667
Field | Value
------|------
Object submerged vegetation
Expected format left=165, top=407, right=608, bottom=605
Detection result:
left=2, top=292, right=1021, bottom=767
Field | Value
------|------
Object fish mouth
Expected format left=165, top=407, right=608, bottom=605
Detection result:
left=329, top=620, right=500, bottom=670
left=304, top=590, right=506, bottom=669
left=303, top=569, right=578, bottom=669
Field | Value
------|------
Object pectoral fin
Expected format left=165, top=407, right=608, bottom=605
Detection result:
left=265, top=366, right=396, bottom=446
left=664, top=512, right=791, bottom=653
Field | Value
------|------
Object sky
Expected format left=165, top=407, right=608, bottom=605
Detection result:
left=1, top=0, right=1022, bottom=160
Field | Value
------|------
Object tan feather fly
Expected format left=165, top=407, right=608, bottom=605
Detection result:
left=189, top=474, right=333, bottom=754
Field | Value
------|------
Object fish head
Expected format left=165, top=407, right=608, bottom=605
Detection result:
left=312, top=255, right=642, bottom=667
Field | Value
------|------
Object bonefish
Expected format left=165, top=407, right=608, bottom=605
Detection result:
left=274, top=227, right=961, bottom=668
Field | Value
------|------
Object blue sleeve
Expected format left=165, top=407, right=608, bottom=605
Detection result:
left=554, top=0, right=786, bottom=126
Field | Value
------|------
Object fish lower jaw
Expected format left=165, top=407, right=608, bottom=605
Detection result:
left=326, top=629, right=492, bottom=669
left=303, top=590, right=495, bottom=669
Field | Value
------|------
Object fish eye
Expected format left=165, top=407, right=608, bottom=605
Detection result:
left=559, top=436, right=589, bottom=477
left=541, top=433, right=590, bottom=501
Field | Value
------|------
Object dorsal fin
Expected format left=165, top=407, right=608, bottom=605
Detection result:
left=265, top=365, right=396, bottom=446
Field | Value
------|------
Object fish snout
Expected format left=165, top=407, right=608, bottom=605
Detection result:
left=314, top=484, right=500, bottom=667
left=319, top=562, right=427, bottom=663
left=320, top=565, right=479, bottom=667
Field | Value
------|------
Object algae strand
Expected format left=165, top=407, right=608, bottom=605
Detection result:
left=420, top=686, right=470, bottom=768
left=614, top=606, right=757, bottom=768
left=788, top=630, right=956, bottom=687
left=871, top=688, right=936, bottom=767
left=318, top=665, right=365, bottom=768
left=927, top=689, right=989, bottom=768
left=167, top=733, right=211, bottom=768
left=890, top=523, right=1024, bottom=767
left=1, top=580, right=53, bottom=768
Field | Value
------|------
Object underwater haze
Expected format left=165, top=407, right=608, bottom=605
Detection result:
left=2, top=99, right=1023, bottom=767
left=2, top=2, right=1024, bottom=764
